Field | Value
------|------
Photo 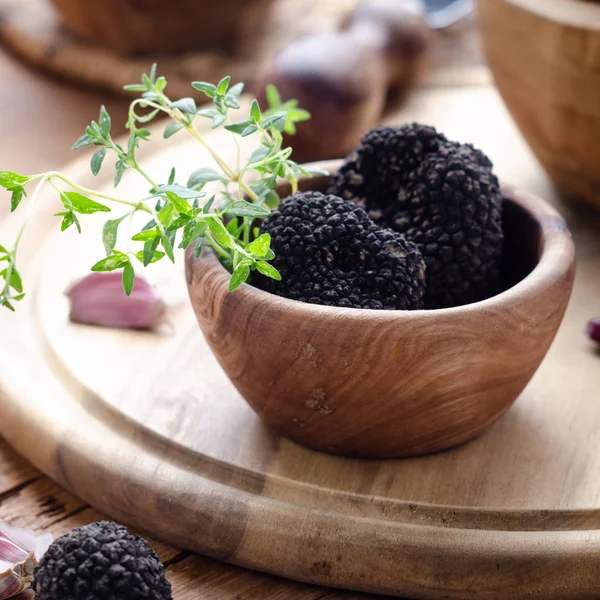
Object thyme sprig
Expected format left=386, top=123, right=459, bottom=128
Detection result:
left=0, top=66, right=316, bottom=311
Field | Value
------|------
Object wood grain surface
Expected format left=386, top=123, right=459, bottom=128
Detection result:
left=0, top=0, right=488, bottom=99
left=477, top=0, right=600, bottom=209
left=0, top=439, right=377, bottom=600
left=0, top=50, right=383, bottom=600
left=0, top=83, right=600, bottom=599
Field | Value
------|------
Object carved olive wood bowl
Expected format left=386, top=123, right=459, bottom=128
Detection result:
left=478, top=0, right=600, bottom=210
left=185, top=161, right=575, bottom=458
left=49, top=0, right=275, bottom=55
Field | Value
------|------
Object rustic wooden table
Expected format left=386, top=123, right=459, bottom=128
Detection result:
left=0, top=50, right=379, bottom=600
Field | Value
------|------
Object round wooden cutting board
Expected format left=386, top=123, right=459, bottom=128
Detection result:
left=1, top=85, right=600, bottom=600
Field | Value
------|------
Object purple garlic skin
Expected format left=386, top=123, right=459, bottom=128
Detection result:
left=587, top=318, right=600, bottom=346
left=66, top=272, right=165, bottom=330
left=0, top=519, right=53, bottom=599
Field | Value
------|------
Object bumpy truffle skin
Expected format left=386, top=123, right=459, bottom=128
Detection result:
left=328, top=124, right=504, bottom=308
left=256, top=191, right=426, bottom=310
left=328, top=123, right=448, bottom=214
left=33, top=521, right=172, bottom=600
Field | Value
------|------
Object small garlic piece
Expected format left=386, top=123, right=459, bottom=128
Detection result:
left=66, top=272, right=165, bottom=330
left=0, top=519, right=53, bottom=599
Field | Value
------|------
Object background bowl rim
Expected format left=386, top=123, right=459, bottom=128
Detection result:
left=499, top=0, right=600, bottom=30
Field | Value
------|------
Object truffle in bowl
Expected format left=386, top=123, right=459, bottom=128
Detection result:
left=185, top=128, right=575, bottom=459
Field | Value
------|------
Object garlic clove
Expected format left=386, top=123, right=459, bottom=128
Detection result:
left=66, top=271, right=165, bottom=330
left=0, top=569, right=24, bottom=599
left=0, top=519, right=53, bottom=599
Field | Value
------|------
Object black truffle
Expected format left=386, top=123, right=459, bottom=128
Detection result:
left=256, top=191, right=426, bottom=310
left=33, top=521, right=172, bottom=600
left=328, top=123, right=448, bottom=216
left=329, top=124, right=503, bottom=308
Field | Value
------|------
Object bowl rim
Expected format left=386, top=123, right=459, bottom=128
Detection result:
left=501, top=0, right=600, bottom=30
left=189, top=164, right=575, bottom=322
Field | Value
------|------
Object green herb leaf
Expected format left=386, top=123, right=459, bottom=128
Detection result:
left=8, top=268, right=22, bottom=293
left=223, top=96, right=240, bottom=110
left=229, top=262, right=250, bottom=291
left=62, top=191, right=111, bottom=214
left=114, top=163, right=127, bottom=187
left=212, top=113, right=227, bottom=129
left=102, top=214, right=127, bottom=256
left=91, top=148, right=107, bottom=176
left=226, top=217, right=239, bottom=234
left=249, top=146, right=269, bottom=164
left=123, top=84, right=147, bottom=92
left=72, top=134, right=95, bottom=150
left=250, top=100, right=261, bottom=123
left=10, top=188, right=24, bottom=212
left=164, top=122, right=184, bottom=139
left=242, top=125, right=259, bottom=137
left=166, top=191, right=191, bottom=216
left=264, top=190, right=280, bottom=209
left=262, top=112, right=286, bottom=128
left=272, top=114, right=287, bottom=132
left=0, top=171, right=29, bottom=189
left=155, top=184, right=205, bottom=199
left=132, top=229, right=160, bottom=242
left=168, top=167, right=176, bottom=185
left=160, top=231, right=175, bottom=262
left=134, top=249, right=165, bottom=264
left=142, top=236, right=160, bottom=266
left=99, top=106, right=111, bottom=136
left=191, top=81, right=217, bottom=97
left=217, top=76, right=231, bottom=95
left=247, top=233, right=271, bottom=257
left=305, top=165, right=329, bottom=176
left=122, top=261, right=135, bottom=296
left=288, top=108, right=311, bottom=122
left=198, top=108, right=218, bottom=119
left=187, top=168, right=221, bottom=188
left=142, top=90, right=160, bottom=102
left=203, top=195, right=215, bottom=214
left=172, top=98, right=197, bottom=114
left=57, top=211, right=81, bottom=233
left=179, top=221, right=207, bottom=249
left=158, top=202, right=175, bottom=227
left=255, top=261, right=281, bottom=280
left=265, top=84, right=281, bottom=108
left=208, top=217, right=234, bottom=248
left=224, top=121, right=251, bottom=135
left=224, top=200, right=270, bottom=218
left=229, top=82, right=244, bottom=98
left=91, top=252, right=129, bottom=272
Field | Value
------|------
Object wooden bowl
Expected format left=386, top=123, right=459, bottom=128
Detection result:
left=477, top=0, right=600, bottom=210
left=49, top=0, right=275, bottom=55
left=185, top=162, right=575, bottom=458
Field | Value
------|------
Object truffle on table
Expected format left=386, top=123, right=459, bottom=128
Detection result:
left=33, top=521, right=172, bottom=600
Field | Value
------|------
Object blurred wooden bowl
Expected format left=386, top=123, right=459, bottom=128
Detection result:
left=185, top=161, right=575, bottom=459
left=49, top=0, right=275, bottom=55
left=478, top=0, right=600, bottom=210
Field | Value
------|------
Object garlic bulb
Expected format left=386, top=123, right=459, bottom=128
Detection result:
left=0, top=519, right=53, bottom=599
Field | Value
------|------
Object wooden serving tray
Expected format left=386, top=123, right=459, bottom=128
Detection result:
left=1, top=85, right=600, bottom=600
